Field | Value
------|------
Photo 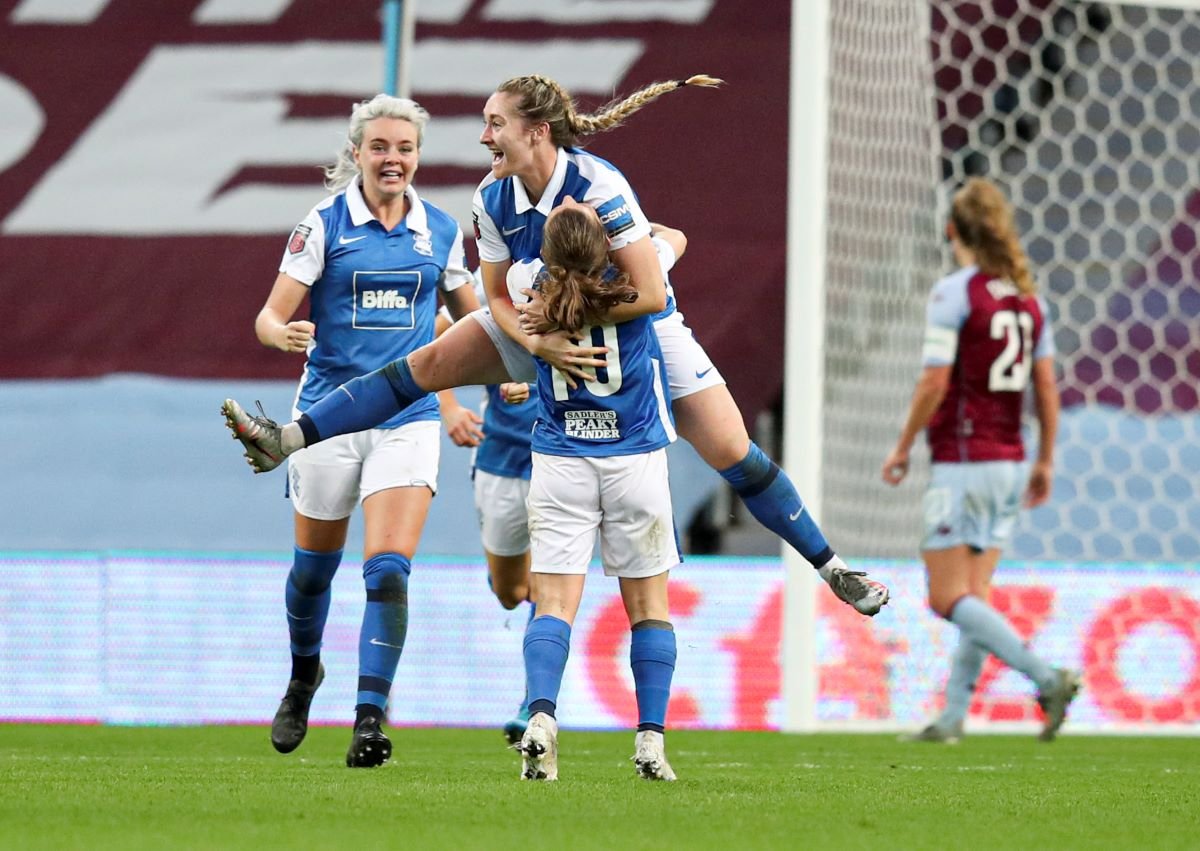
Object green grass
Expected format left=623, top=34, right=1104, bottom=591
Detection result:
left=1, top=725, right=1196, bottom=850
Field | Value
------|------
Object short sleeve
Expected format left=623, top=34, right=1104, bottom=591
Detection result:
left=506, top=261, right=539, bottom=304
left=921, top=273, right=971, bottom=366
left=473, top=187, right=510, bottom=263
left=439, top=226, right=474, bottom=292
left=582, top=169, right=651, bottom=251
left=278, top=208, right=325, bottom=286
left=652, top=236, right=677, bottom=277
left=1033, top=295, right=1056, bottom=360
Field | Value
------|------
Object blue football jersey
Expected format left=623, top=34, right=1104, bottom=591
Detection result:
left=473, top=384, right=536, bottom=480
left=472, top=146, right=677, bottom=320
left=506, top=260, right=676, bottom=458
left=280, top=181, right=472, bottom=428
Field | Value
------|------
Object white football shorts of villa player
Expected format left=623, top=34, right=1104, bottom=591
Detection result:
left=279, top=180, right=473, bottom=520
left=507, top=258, right=680, bottom=579
left=470, top=145, right=724, bottom=400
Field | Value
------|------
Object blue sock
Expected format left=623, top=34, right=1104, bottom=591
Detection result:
left=285, top=546, right=343, bottom=682
left=524, top=615, right=571, bottom=718
left=719, top=442, right=833, bottom=567
left=630, top=621, right=676, bottom=733
left=357, top=552, right=412, bottom=712
left=948, top=595, right=1054, bottom=692
left=299, top=356, right=426, bottom=445
left=939, top=635, right=986, bottom=727
left=519, top=602, right=537, bottom=710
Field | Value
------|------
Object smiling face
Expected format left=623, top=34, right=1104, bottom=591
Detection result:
left=479, top=91, right=545, bottom=181
left=353, top=116, right=420, bottom=206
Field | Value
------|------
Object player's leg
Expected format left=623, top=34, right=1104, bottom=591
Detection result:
left=932, top=547, right=1002, bottom=736
left=269, top=438, right=357, bottom=754
left=600, top=448, right=679, bottom=781
left=345, top=424, right=438, bottom=767
left=924, top=463, right=1076, bottom=738
left=474, top=469, right=535, bottom=742
left=223, top=311, right=522, bottom=472
left=515, top=453, right=599, bottom=781
left=656, top=315, right=887, bottom=615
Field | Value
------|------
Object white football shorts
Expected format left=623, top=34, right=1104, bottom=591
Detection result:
left=654, top=310, right=725, bottom=400
left=286, top=419, right=441, bottom=521
left=527, top=448, right=679, bottom=578
left=473, top=469, right=531, bottom=557
left=921, top=460, right=1027, bottom=552
left=469, top=307, right=538, bottom=384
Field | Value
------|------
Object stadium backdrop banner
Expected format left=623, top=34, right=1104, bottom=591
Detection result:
left=0, top=0, right=787, bottom=423
left=2, top=554, right=1197, bottom=733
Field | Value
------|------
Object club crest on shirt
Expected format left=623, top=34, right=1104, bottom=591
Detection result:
left=413, top=234, right=433, bottom=256
left=288, top=223, right=312, bottom=254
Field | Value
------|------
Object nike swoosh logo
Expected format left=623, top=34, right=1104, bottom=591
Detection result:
left=369, top=638, right=404, bottom=649
left=339, top=234, right=368, bottom=244
left=695, top=366, right=714, bottom=379
left=789, top=507, right=803, bottom=521
left=502, top=225, right=525, bottom=236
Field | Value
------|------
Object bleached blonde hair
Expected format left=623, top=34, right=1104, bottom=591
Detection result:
left=324, top=94, right=431, bottom=191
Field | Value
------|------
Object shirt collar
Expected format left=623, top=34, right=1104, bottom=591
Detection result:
left=346, top=179, right=428, bottom=235
left=512, top=147, right=568, bottom=216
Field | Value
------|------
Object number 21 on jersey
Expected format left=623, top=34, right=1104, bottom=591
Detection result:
left=551, top=324, right=624, bottom=401
left=988, top=309, right=1034, bottom=391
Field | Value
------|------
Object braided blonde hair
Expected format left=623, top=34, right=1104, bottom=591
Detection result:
left=951, top=177, right=1035, bottom=295
left=496, top=74, right=723, bottom=148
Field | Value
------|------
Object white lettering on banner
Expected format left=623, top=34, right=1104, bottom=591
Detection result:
left=11, top=0, right=475, bottom=24
left=0, top=75, right=43, bottom=172
left=11, top=0, right=109, bottom=24
left=483, top=0, right=715, bottom=24
left=2, top=40, right=642, bottom=235
left=192, top=0, right=292, bottom=24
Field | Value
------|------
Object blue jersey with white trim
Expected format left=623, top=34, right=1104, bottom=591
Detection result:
left=473, top=385, right=536, bottom=480
left=507, top=261, right=676, bottom=458
left=472, top=146, right=677, bottom=320
left=280, top=181, right=472, bottom=429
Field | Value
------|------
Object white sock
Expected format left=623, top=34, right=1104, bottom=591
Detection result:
left=280, top=422, right=305, bottom=455
left=816, top=554, right=847, bottom=585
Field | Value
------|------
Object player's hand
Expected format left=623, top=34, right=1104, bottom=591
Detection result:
left=442, top=405, right=484, bottom=447
left=517, top=288, right=558, bottom=335
left=1024, top=460, right=1054, bottom=507
left=278, top=320, right=314, bottom=353
left=529, top=330, right=608, bottom=390
left=881, top=446, right=910, bottom=486
left=500, top=382, right=530, bottom=404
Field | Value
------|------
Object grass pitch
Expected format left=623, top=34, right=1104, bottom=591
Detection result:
left=2, top=725, right=1196, bottom=850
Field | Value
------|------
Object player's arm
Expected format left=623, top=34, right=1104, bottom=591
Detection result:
left=882, top=275, right=965, bottom=485
left=255, top=273, right=313, bottom=354
left=433, top=306, right=484, bottom=447
left=650, top=222, right=687, bottom=261
left=881, top=363, right=952, bottom=485
left=1025, top=356, right=1059, bottom=507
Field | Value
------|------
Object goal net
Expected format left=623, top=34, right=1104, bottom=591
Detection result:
left=784, top=0, right=1200, bottom=732
left=818, top=0, right=1200, bottom=565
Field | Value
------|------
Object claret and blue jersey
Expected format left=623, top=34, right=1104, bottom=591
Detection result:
left=280, top=181, right=472, bottom=429
left=472, top=146, right=678, bottom=321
